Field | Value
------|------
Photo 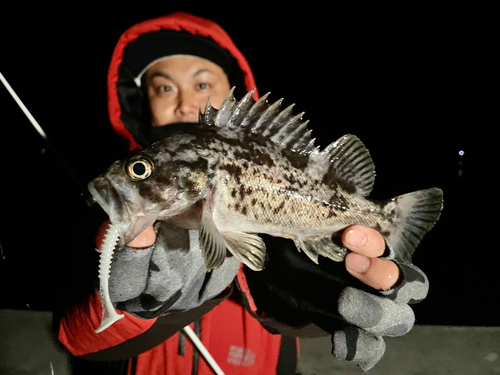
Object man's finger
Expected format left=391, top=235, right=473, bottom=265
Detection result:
left=345, top=253, right=400, bottom=290
left=332, top=327, right=386, bottom=371
left=342, top=225, right=386, bottom=258
left=126, top=226, right=157, bottom=249
left=338, top=287, right=415, bottom=336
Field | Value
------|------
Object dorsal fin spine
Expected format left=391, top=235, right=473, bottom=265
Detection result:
left=302, top=138, right=317, bottom=155
left=271, top=111, right=304, bottom=144
left=228, top=89, right=256, bottom=128
left=282, top=121, right=309, bottom=150
left=243, top=92, right=270, bottom=130
left=202, top=97, right=216, bottom=127
left=263, top=103, right=295, bottom=138
left=290, top=123, right=312, bottom=152
left=214, top=87, right=237, bottom=127
left=296, top=129, right=314, bottom=154
left=252, top=98, right=283, bottom=134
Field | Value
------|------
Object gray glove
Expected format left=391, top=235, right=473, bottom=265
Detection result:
left=332, top=261, right=429, bottom=371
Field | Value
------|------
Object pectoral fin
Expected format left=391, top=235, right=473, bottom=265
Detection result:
left=221, top=231, right=266, bottom=271
left=200, top=203, right=228, bottom=271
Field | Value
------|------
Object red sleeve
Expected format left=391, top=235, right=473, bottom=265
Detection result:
left=58, top=290, right=157, bottom=356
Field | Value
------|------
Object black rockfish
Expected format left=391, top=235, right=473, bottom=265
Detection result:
left=89, top=88, right=443, bottom=272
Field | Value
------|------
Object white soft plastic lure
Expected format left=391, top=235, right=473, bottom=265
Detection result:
left=95, top=223, right=125, bottom=333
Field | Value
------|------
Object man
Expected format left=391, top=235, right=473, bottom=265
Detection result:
left=59, top=12, right=428, bottom=374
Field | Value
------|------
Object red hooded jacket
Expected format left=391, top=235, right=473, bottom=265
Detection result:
left=58, top=12, right=298, bottom=375
left=107, top=12, right=258, bottom=152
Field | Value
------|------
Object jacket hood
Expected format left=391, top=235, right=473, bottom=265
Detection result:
left=107, top=12, right=259, bottom=150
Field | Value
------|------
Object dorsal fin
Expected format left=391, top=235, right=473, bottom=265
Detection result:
left=200, top=89, right=375, bottom=196
left=311, top=134, right=375, bottom=196
left=200, top=88, right=314, bottom=152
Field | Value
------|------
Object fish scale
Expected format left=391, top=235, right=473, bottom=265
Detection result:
left=215, top=158, right=380, bottom=234
left=89, top=88, right=443, bottom=274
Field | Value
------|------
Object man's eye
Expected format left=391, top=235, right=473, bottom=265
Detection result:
left=198, top=83, right=209, bottom=90
left=159, top=85, right=172, bottom=92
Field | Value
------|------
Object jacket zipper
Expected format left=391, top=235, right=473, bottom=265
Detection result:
left=192, top=320, right=201, bottom=375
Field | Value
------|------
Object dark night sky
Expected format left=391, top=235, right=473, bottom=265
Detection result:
left=0, top=5, right=498, bottom=325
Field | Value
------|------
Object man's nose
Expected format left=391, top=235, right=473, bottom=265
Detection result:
left=174, top=92, right=200, bottom=121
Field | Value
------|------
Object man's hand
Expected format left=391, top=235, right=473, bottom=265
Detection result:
left=332, top=224, right=429, bottom=370
left=342, top=225, right=400, bottom=290
left=96, top=220, right=156, bottom=250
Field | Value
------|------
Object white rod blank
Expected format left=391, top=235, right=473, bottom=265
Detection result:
left=183, top=325, right=225, bottom=375
left=0, top=71, right=48, bottom=139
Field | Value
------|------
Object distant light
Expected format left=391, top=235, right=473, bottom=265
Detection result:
left=40, top=148, right=46, bottom=154
left=459, top=150, right=464, bottom=156
left=458, top=170, right=463, bottom=177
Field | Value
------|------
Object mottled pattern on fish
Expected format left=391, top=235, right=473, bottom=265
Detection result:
left=89, top=88, right=443, bottom=272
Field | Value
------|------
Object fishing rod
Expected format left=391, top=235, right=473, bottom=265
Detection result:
left=0, top=71, right=96, bottom=208
left=1, top=70, right=226, bottom=375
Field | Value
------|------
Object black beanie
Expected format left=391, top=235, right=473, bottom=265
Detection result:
left=123, top=31, right=237, bottom=87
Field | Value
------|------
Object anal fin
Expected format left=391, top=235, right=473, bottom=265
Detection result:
left=295, top=236, right=348, bottom=264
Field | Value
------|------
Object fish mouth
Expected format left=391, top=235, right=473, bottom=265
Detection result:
left=88, top=177, right=157, bottom=245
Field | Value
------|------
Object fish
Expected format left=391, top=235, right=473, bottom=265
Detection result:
left=88, top=88, right=443, bottom=272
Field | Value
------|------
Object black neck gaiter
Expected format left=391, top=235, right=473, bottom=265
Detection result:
left=144, top=122, right=202, bottom=146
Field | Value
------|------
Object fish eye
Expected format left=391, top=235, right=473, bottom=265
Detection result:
left=126, top=157, right=153, bottom=181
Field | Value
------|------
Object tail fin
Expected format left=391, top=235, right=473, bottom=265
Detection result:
left=384, top=188, right=443, bottom=262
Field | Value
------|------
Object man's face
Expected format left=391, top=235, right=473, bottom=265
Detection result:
left=145, top=55, right=232, bottom=126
